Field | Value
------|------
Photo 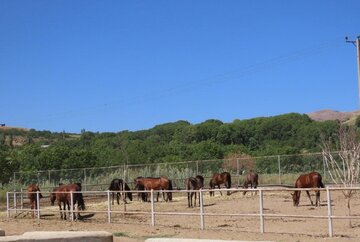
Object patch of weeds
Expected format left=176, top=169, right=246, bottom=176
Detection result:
left=113, top=232, right=129, bottom=237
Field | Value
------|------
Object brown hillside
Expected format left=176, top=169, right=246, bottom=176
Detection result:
left=307, top=109, right=360, bottom=122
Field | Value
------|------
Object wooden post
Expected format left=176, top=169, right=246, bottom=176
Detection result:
left=6, top=192, right=10, bottom=218
left=107, top=190, right=111, bottom=223
left=151, top=189, right=155, bottom=226
left=20, top=188, right=23, bottom=209
left=13, top=189, right=17, bottom=213
left=36, top=191, right=40, bottom=220
left=259, top=189, right=264, bottom=233
left=70, top=192, right=74, bottom=221
left=326, top=187, right=333, bottom=237
left=278, top=155, right=281, bottom=185
left=199, top=189, right=205, bottom=230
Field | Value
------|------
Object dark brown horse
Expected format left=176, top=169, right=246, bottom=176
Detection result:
left=108, top=178, right=133, bottom=205
left=27, top=184, right=43, bottom=218
left=134, top=177, right=173, bottom=202
left=292, top=171, right=325, bottom=207
left=209, top=172, right=232, bottom=196
left=50, top=183, right=85, bottom=220
left=186, top=175, right=204, bottom=207
left=243, top=171, right=259, bottom=195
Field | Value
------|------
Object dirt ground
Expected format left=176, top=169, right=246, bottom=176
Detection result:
left=1, top=188, right=360, bottom=242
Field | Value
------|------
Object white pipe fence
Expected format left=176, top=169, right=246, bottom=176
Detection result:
left=6, top=187, right=360, bottom=238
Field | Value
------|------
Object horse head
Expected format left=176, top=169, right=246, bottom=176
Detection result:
left=291, top=192, right=299, bottom=206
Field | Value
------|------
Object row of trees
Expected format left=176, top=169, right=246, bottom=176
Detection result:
left=0, top=113, right=341, bottom=185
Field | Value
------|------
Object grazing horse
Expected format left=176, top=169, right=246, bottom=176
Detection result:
left=108, top=178, right=133, bottom=205
left=186, top=175, right=204, bottom=207
left=27, top=184, right=43, bottom=218
left=209, top=172, right=232, bottom=196
left=243, top=171, right=259, bottom=195
left=50, top=183, right=85, bottom=220
left=292, top=171, right=325, bottom=207
left=134, top=177, right=173, bottom=202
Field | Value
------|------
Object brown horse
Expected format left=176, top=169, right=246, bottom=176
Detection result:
left=209, top=172, right=232, bottom=196
left=134, top=177, right=173, bottom=202
left=292, top=171, right=325, bottom=207
left=50, top=183, right=85, bottom=220
left=108, top=178, right=133, bottom=205
left=27, top=184, right=43, bottom=218
left=186, top=175, right=204, bottom=207
left=243, top=171, right=259, bottom=195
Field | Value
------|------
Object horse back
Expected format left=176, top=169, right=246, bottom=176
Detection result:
left=295, top=172, right=324, bottom=188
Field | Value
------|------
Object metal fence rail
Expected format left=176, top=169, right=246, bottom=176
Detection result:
left=6, top=186, right=360, bottom=238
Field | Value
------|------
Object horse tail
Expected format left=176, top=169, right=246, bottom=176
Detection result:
left=167, top=180, right=173, bottom=201
left=319, top=178, right=325, bottom=188
left=227, top=173, right=232, bottom=189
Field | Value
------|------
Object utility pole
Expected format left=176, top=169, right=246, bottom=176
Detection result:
left=346, top=36, right=360, bottom=109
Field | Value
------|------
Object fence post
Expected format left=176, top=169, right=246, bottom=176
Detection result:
left=83, top=169, right=87, bottom=191
left=323, top=157, right=326, bottom=181
left=151, top=189, right=155, bottom=226
left=259, top=189, right=264, bottom=233
left=326, top=187, right=333, bottom=237
left=6, top=192, right=10, bottom=218
left=13, top=172, right=16, bottom=191
left=199, top=189, right=205, bottom=230
left=278, top=155, right=281, bottom=185
left=20, top=188, right=23, bottom=209
left=36, top=191, right=40, bottom=220
left=237, top=159, right=240, bottom=187
left=70, top=192, right=74, bottom=221
left=13, top=189, right=17, bottom=213
left=196, top=160, right=199, bottom=175
left=107, top=190, right=111, bottom=223
left=123, top=184, right=127, bottom=213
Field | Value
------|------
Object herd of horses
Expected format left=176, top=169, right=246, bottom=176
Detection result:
left=26, top=170, right=325, bottom=220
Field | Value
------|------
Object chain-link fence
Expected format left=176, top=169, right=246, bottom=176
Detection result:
left=13, top=152, right=332, bottom=191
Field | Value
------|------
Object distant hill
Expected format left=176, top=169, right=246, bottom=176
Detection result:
left=0, top=125, right=29, bottom=131
left=307, top=109, right=360, bottom=122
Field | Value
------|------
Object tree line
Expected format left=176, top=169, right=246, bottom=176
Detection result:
left=0, top=113, right=340, bottom=185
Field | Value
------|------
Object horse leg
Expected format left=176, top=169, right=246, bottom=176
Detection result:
left=315, top=190, right=320, bottom=206
left=218, top=185, right=222, bottom=196
left=111, top=192, right=114, bottom=205
left=62, top=202, right=67, bottom=220
left=67, top=201, right=72, bottom=220
left=187, top=192, right=191, bottom=208
left=306, top=190, right=314, bottom=206
left=116, top=192, right=120, bottom=205
left=194, top=192, right=197, bottom=207
left=30, top=201, right=34, bottom=218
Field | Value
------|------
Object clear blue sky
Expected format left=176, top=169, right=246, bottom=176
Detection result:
left=1, top=0, right=359, bottom=133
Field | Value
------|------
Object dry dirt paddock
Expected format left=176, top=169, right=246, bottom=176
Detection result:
left=1, top=188, right=360, bottom=242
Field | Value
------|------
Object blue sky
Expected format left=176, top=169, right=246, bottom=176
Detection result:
left=1, top=0, right=359, bottom=133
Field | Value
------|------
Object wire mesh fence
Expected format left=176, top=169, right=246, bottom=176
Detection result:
left=12, top=152, right=335, bottom=191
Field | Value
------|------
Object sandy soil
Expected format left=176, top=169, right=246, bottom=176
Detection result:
left=1, top=189, right=360, bottom=242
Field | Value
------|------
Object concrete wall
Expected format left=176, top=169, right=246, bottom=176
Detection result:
left=0, top=231, right=113, bottom=242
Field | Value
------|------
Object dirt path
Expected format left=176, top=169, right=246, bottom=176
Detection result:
left=1, top=189, right=360, bottom=241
